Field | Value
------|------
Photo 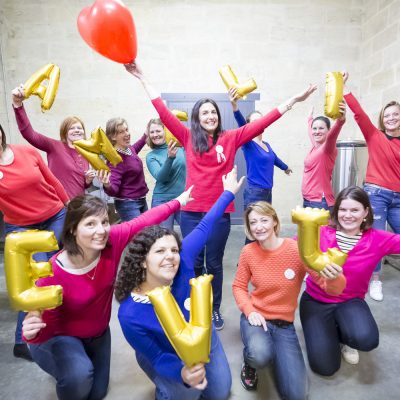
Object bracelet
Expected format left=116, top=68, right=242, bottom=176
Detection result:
left=286, top=103, right=292, bottom=111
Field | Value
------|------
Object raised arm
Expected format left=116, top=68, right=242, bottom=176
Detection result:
left=228, top=87, right=246, bottom=127
left=324, top=102, right=346, bottom=151
left=132, top=133, right=147, bottom=154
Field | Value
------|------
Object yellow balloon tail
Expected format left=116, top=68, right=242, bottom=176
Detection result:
left=218, top=65, right=257, bottom=99
left=324, top=72, right=344, bottom=119
left=172, top=110, right=188, bottom=122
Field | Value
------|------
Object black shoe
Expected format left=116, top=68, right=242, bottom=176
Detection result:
left=212, top=309, right=224, bottom=330
left=240, top=362, right=258, bottom=391
left=13, top=343, right=33, bottom=362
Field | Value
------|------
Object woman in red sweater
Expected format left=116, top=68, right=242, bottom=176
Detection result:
left=232, top=201, right=344, bottom=398
left=125, top=61, right=316, bottom=330
left=343, top=72, right=400, bottom=301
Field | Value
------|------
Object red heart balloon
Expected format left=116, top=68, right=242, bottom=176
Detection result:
left=77, top=0, right=137, bottom=64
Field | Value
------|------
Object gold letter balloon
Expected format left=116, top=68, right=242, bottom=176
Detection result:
left=219, top=65, right=257, bottom=100
left=5, top=230, right=63, bottom=311
left=147, top=274, right=213, bottom=367
left=24, top=63, right=60, bottom=112
left=164, top=109, right=187, bottom=147
left=73, top=127, right=122, bottom=171
left=292, top=207, right=347, bottom=273
left=324, top=72, right=343, bottom=119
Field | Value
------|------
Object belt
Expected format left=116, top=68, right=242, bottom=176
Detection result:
left=268, top=319, right=292, bottom=328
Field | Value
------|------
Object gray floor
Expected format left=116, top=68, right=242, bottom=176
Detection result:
left=1, top=225, right=400, bottom=400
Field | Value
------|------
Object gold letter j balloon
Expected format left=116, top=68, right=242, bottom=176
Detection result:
left=5, top=230, right=63, bottom=311
left=292, top=207, right=347, bottom=273
left=147, top=274, right=213, bottom=367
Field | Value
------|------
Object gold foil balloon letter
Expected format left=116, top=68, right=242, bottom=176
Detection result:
left=324, top=72, right=343, bottom=119
left=73, top=127, right=122, bottom=171
left=5, top=230, right=63, bottom=311
left=147, top=274, right=213, bottom=367
left=24, top=63, right=60, bottom=112
left=291, top=207, right=347, bottom=273
left=219, top=65, right=257, bottom=100
left=164, top=109, right=188, bottom=147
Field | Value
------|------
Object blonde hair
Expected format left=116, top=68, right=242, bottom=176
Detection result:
left=146, top=118, right=164, bottom=148
left=378, top=101, right=400, bottom=132
left=243, top=201, right=280, bottom=240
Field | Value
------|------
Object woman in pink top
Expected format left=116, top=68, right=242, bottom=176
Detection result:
left=12, top=85, right=95, bottom=198
left=21, top=188, right=192, bottom=400
left=343, top=72, right=400, bottom=302
left=125, top=61, right=316, bottom=329
left=302, top=103, right=346, bottom=211
left=300, top=186, right=400, bottom=376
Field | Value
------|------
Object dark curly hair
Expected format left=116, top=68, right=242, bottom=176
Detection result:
left=114, top=225, right=182, bottom=303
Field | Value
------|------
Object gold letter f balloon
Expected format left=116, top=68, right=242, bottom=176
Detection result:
left=147, top=275, right=213, bottom=367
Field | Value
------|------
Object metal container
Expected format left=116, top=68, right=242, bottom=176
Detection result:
left=332, top=139, right=368, bottom=195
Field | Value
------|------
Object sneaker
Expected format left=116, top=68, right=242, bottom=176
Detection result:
left=341, top=345, right=359, bottom=365
left=212, top=309, right=224, bottom=330
left=13, top=343, right=33, bottom=362
left=240, top=362, right=258, bottom=390
left=369, top=280, right=383, bottom=301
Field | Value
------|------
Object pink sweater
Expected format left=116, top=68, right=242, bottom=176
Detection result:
left=14, top=105, right=90, bottom=199
left=152, top=98, right=282, bottom=212
left=344, top=92, right=400, bottom=192
left=25, top=200, right=180, bottom=344
left=306, top=226, right=400, bottom=303
left=301, top=117, right=345, bottom=206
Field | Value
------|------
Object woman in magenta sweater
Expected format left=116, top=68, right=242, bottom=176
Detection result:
left=21, top=188, right=192, bottom=400
left=301, top=102, right=346, bottom=211
left=125, top=61, right=316, bottom=329
left=12, top=85, right=95, bottom=198
left=300, top=186, right=400, bottom=376
left=343, top=72, right=400, bottom=302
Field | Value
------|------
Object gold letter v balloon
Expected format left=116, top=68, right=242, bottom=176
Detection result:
left=219, top=65, right=257, bottom=100
left=147, top=275, right=213, bottom=367
left=324, top=72, right=343, bottom=119
left=77, top=0, right=137, bottom=63
left=5, top=230, right=63, bottom=311
left=292, top=207, right=347, bottom=273
left=73, top=127, right=122, bottom=171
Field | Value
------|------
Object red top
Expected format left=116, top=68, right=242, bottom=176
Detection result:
left=301, top=117, right=345, bottom=206
left=344, top=92, right=400, bottom=192
left=152, top=97, right=282, bottom=212
left=0, top=145, right=68, bottom=225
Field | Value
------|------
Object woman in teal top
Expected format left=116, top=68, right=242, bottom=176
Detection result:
left=146, top=118, right=186, bottom=230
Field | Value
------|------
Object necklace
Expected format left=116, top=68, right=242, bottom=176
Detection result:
left=86, top=265, right=98, bottom=280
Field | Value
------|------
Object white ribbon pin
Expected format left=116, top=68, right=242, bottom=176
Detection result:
left=215, top=145, right=226, bottom=163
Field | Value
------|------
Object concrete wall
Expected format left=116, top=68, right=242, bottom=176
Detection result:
left=1, top=0, right=397, bottom=222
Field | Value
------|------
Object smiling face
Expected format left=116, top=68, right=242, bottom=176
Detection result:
left=149, top=123, right=166, bottom=146
left=382, top=104, right=400, bottom=133
left=113, top=123, right=131, bottom=149
left=311, top=119, right=329, bottom=144
left=144, top=235, right=180, bottom=288
left=66, top=122, right=85, bottom=145
left=198, top=102, right=219, bottom=135
left=74, top=211, right=110, bottom=256
left=247, top=210, right=277, bottom=243
left=337, top=198, right=369, bottom=236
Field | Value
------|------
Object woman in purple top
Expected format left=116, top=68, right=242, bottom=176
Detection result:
left=104, top=118, right=149, bottom=222
left=11, top=85, right=95, bottom=199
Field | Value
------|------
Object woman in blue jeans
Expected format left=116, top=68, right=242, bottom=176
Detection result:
left=146, top=117, right=186, bottom=230
left=115, top=168, right=243, bottom=400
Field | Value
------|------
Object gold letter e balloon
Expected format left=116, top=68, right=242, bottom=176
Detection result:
left=5, top=230, right=63, bottom=311
left=147, top=274, right=213, bottom=367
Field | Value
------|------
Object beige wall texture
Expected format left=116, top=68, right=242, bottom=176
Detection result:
left=0, top=0, right=399, bottom=222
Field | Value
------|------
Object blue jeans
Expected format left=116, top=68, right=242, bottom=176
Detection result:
left=5, top=207, right=66, bottom=344
left=240, top=314, right=308, bottom=400
left=302, top=198, right=333, bottom=213
left=151, top=197, right=181, bottom=231
left=180, top=211, right=231, bottom=312
left=114, top=198, right=148, bottom=222
left=300, top=292, right=379, bottom=376
left=243, top=185, right=272, bottom=209
left=363, top=183, right=400, bottom=273
left=29, top=327, right=111, bottom=400
left=136, top=329, right=231, bottom=400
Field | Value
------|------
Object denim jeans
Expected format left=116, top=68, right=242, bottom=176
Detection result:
left=151, top=197, right=181, bottom=231
left=302, top=198, right=333, bottom=213
left=29, top=327, right=111, bottom=400
left=240, top=314, right=308, bottom=400
left=180, top=211, right=231, bottom=312
left=363, top=183, right=400, bottom=273
left=136, top=329, right=231, bottom=400
left=300, top=292, right=379, bottom=376
left=114, top=198, right=148, bottom=222
left=5, top=207, right=66, bottom=344
left=243, top=185, right=272, bottom=210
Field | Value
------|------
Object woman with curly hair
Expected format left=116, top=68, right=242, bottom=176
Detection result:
left=115, top=167, right=244, bottom=400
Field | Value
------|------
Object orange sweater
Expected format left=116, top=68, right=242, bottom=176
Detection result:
left=232, top=238, right=345, bottom=322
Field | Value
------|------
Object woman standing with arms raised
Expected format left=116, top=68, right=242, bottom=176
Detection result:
left=126, top=61, right=316, bottom=329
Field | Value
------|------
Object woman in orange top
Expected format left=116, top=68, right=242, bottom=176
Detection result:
left=232, top=201, right=345, bottom=398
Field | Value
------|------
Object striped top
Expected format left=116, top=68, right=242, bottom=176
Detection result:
left=335, top=231, right=362, bottom=254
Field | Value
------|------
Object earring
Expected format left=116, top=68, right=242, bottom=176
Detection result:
left=363, top=218, right=367, bottom=222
